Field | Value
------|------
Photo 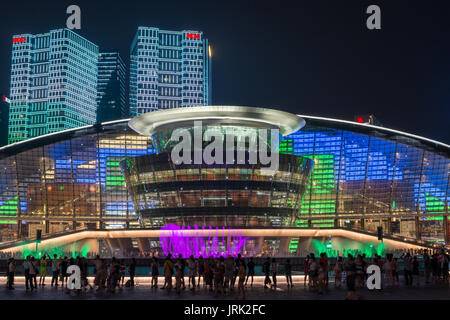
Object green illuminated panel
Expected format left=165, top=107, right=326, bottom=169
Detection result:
left=299, top=154, right=336, bottom=215
left=279, top=139, right=293, bottom=155
left=311, top=239, right=385, bottom=258
left=107, top=157, right=127, bottom=189
left=288, top=238, right=299, bottom=253
left=294, top=219, right=309, bottom=228
left=422, top=216, right=443, bottom=221
left=425, top=194, right=445, bottom=213
left=106, top=181, right=126, bottom=186
left=0, top=197, right=18, bottom=217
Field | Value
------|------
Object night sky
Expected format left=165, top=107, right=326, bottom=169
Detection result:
left=0, top=0, right=449, bottom=145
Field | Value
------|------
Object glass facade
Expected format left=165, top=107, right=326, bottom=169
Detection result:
left=8, top=28, right=98, bottom=144
left=0, top=117, right=448, bottom=245
left=129, top=27, right=212, bottom=116
left=120, top=152, right=313, bottom=228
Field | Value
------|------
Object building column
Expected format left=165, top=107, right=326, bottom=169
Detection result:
left=443, top=216, right=449, bottom=245
left=360, top=219, right=365, bottom=231
left=17, top=220, right=23, bottom=238
left=415, top=216, right=421, bottom=240
left=279, top=237, right=290, bottom=256
left=137, top=238, right=151, bottom=255
left=257, top=236, right=264, bottom=255
left=386, top=217, right=392, bottom=235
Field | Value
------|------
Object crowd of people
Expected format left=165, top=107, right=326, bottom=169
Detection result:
left=3, top=249, right=449, bottom=299
left=303, top=249, right=449, bottom=299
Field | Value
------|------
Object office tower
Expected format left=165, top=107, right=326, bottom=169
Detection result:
left=96, top=52, right=127, bottom=123
left=8, top=28, right=98, bottom=144
left=0, top=96, right=8, bottom=146
left=129, top=27, right=212, bottom=117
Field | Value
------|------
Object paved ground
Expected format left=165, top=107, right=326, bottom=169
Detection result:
left=0, top=276, right=449, bottom=300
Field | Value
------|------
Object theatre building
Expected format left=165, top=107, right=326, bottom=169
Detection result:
left=0, top=106, right=448, bottom=257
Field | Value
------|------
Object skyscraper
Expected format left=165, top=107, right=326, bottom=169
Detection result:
left=96, top=52, right=127, bottom=123
left=8, top=28, right=98, bottom=144
left=129, top=27, right=212, bottom=117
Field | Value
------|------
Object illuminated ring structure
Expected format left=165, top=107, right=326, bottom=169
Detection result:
left=128, top=105, right=305, bottom=137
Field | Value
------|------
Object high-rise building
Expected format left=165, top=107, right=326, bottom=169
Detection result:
left=8, top=28, right=98, bottom=144
left=0, top=97, right=9, bottom=146
left=96, top=52, right=127, bottom=123
left=129, top=27, right=212, bottom=116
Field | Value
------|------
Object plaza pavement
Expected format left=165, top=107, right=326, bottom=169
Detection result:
left=0, top=275, right=448, bottom=300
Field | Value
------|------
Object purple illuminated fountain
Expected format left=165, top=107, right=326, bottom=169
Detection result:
left=159, top=224, right=248, bottom=258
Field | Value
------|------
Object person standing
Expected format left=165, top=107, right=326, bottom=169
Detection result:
left=213, top=258, right=225, bottom=297
left=384, top=254, right=393, bottom=287
left=431, top=254, right=439, bottom=284
left=108, top=257, right=120, bottom=292
left=187, top=255, right=197, bottom=291
left=304, top=255, right=310, bottom=287
left=51, top=254, right=60, bottom=287
left=285, top=258, right=293, bottom=288
left=175, top=257, right=183, bottom=295
left=94, top=255, right=102, bottom=288
left=163, top=255, right=174, bottom=291
left=245, top=257, right=255, bottom=287
left=231, top=257, right=239, bottom=289
left=39, top=255, right=48, bottom=286
left=355, top=255, right=364, bottom=288
left=30, top=257, right=38, bottom=289
left=271, top=258, right=278, bottom=289
left=345, top=254, right=360, bottom=300
left=7, top=258, right=16, bottom=290
left=392, top=257, right=399, bottom=285
left=309, top=255, right=319, bottom=289
left=23, top=256, right=31, bottom=291
left=60, top=256, right=68, bottom=287
left=235, top=260, right=246, bottom=300
left=129, top=258, right=136, bottom=287
left=179, top=254, right=186, bottom=290
left=334, top=256, right=343, bottom=288
left=224, top=256, right=234, bottom=291
left=151, top=256, right=159, bottom=288
left=263, top=257, right=271, bottom=289
left=99, top=259, right=108, bottom=291
left=412, top=256, right=420, bottom=286
left=441, top=252, right=449, bottom=283
left=204, top=257, right=213, bottom=291
left=403, top=253, right=413, bottom=286
left=423, top=251, right=431, bottom=284
left=320, top=253, right=329, bottom=286
left=119, top=260, right=126, bottom=287
left=197, top=256, right=204, bottom=288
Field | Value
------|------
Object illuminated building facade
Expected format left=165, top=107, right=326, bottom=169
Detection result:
left=8, top=28, right=98, bottom=144
left=96, top=52, right=127, bottom=122
left=121, top=106, right=312, bottom=229
left=129, top=27, right=212, bottom=117
left=0, top=107, right=448, bottom=255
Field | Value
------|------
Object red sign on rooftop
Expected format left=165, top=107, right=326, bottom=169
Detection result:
left=186, top=33, right=200, bottom=40
left=13, top=37, right=26, bottom=43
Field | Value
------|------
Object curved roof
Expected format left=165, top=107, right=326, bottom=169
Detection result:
left=128, top=106, right=305, bottom=137
left=0, top=112, right=449, bottom=159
